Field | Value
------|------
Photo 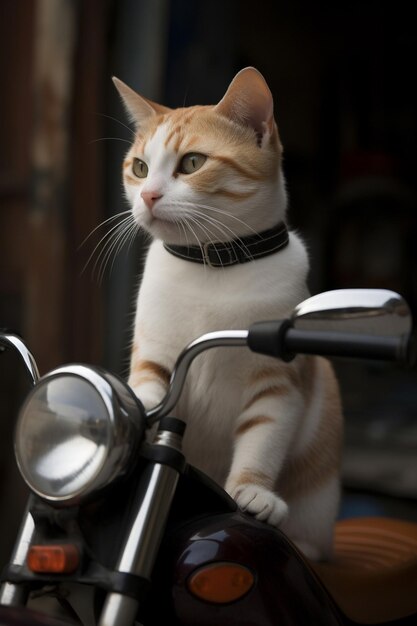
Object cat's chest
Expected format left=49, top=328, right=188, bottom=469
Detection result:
left=139, top=242, right=298, bottom=334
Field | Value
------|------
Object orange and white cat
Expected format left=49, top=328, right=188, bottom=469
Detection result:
left=114, top=67, right=343, bottom=561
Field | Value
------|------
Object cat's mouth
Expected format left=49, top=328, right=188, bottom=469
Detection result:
left=136, top=203, right=239, bottom=247
left=138, top=209, right=184, bottom=244
left=133, top=201, right=191, bottom=245
left=139, top=211, right=211, bottom=247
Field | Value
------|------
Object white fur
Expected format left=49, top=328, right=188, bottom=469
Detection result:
left=129, top=235, right=340, bottom=558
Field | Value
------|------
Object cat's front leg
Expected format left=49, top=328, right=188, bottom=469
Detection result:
left=128, top=342, right=172, bottom=412
left=225, top=364, right=303, bottom=527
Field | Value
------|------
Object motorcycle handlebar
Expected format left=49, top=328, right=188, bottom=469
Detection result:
left=247, top=320, right=413, bottom=364
left=147, top=321, right=413, bottom=422
left=1, top=314, right=412, bottom=426
left=0, top=332, right=40, bottom=386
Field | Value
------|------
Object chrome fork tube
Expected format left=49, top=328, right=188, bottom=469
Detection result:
left=98, top=430, right=182, bottom=626
left=0, top=501, right=35, bottom=606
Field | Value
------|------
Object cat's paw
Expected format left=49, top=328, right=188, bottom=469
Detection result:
left=128, top=384, right=163, bottom=412
left=230, top=484, right=288, bottom=527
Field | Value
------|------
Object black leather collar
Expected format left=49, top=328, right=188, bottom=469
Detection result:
left=164, top=222, right=289, bottom=267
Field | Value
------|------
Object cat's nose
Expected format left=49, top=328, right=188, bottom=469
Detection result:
left=141, top=190, right=163, bottom=210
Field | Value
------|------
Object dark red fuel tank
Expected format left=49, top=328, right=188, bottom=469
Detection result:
left=151, top=511, right=344, bottom=626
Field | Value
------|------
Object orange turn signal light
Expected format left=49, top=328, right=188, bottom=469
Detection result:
left=187, top=562, right=255, bottom=604
left=27, top=544, right=80, bottom=574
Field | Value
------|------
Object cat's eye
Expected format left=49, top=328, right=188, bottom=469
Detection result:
left=179, top=153, right=207, bottom=175
left=132, top=158, right=148, bottom=178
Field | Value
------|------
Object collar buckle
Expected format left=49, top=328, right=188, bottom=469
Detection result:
left=202, top=242, right=215, bottom=267
left=203, top=242, right=236, bottom=267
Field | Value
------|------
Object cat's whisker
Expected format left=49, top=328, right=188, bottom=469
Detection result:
left=89, top=216, right=134, bottom=282
left=89, top=137, right=133, bottom=145
left=97, top=218, right=136, bottom=283
left=106, top=220, right=138, bottom=281
left=174, top=219, right=185, bottom=248
left=189, top=210, right=254, bottom=261
left=96, top=112, right=137, bottom=138
left=81, top=215, right=133, bottom=277
left=181, top=221, right=191, bottom=248
left=94, top=221, right=130, bottom=282
left=181, top=216, right=208, bottom=270
left=198, top=211, right=255, bottom=254
left=134, top=220, right=153, bottom=246
left=126, top=220, right=141, bottom=254
left=174, top=200, right=260, bottom=238
left=196, top=205, right=259, bottom=235
left=171, top=199, right=260, bottom=259
left=98, top=223, right=130, bottom=283
left=103, top=221, right=134, bottom=277
left=175, top=217, right=191, bottom=249
left=182, top=214, right=225, bottom=269
left=177, top=204, right=241, bottom=264
left=190, top=209, right=240, bottom=241
left=79, top=210, right=132, bottom=249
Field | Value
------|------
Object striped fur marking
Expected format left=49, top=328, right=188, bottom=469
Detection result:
left=129, top=359, right=171, bottom=387
left=235, top=415, right=275, bottom=437
left=242, top=384, right=290, bottom=413
left=233, top=468, right=272, bottom=489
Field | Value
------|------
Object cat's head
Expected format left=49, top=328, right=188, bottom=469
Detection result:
left=114, top=67, right=287, bottom=246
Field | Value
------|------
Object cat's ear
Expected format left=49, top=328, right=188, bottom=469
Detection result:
left=112, top=77, right=171, bottom=126
left=215, top=67, right=275, bottom=146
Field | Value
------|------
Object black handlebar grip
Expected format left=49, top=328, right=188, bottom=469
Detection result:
left=285, top=329, right=411, bottom=363
left=248, top=321, right=413, bottom=365
left=247, top=320, right=295, bottom=362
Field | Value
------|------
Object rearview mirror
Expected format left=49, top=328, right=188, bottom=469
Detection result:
left=291, top=289, right=411, bottom=337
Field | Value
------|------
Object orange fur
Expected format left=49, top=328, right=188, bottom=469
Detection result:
left=242, top=385, right=291, bottom=413
left=235, top=415, right=275, bottom=437
left=129, top=359, right=171, bottom=388
left=232, top=468, right=272, bottom=490
left=123, top=104, right=281, bottom=196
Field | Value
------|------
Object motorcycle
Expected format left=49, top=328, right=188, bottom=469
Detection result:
left=0, top=288, right=416, bottom=626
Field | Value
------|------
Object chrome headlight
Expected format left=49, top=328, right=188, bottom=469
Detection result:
left=15, top=365, right=145, bottom=505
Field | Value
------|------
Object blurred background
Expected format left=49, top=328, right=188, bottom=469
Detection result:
left=0, top=0, right=416, bottom=565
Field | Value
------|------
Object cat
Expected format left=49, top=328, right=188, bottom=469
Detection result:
left=114, top=67, right=343, bottom=561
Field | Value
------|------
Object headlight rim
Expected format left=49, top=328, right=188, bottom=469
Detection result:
left=15, top=364, right=143, bottom=505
